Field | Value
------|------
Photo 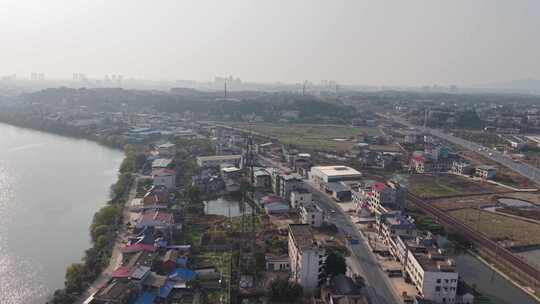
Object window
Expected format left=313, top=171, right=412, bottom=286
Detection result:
left=436, top=279, right=441, bottom=283
left=435, top=286, right=441, bottom=292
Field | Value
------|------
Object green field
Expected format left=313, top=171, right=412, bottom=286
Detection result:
left=228, top=122, right=379, bottom=151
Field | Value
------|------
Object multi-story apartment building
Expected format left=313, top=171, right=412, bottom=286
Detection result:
left=299, top=202, right=324, bottom=227
left=288, top=224, right=325, bottom=291
left=353, top=180, right=406, bottom=214
left=388, top=233, right=459, bottom=304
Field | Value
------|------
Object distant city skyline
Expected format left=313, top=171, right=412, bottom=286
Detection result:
left=1, top=0, right=539, bottom=87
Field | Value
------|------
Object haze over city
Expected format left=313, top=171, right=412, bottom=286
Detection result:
left=1, top=0, right=540, bottom=86
left=2, top=2, right=540, bottom=304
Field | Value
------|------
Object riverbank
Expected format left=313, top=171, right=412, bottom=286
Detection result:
left=467, top=250, right=540, bottom=303
left=46, top=145, right=144, bottom=304
left=0, top=112, right=127, bottom=150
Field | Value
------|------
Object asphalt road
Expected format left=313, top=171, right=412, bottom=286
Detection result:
left=386, top=113, right=540, bottom=185
left=256, top=155, right=401, bottom=303
left=304, top=182, right=401, bottom=304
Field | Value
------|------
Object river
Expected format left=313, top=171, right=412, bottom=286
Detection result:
left=0, top=123, right=123, bottom=304
left=454, top=254, right=539, bottom=304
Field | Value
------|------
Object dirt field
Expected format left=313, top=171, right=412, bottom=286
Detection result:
left=432, top=192, right=540, bottom=211
left=228, top=122, right=379, bottom=151
left=449, top=208, right=540, bottom=246
left=409, top=174, right=506, bottom=198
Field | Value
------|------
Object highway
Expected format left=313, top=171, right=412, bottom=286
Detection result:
left=385, top=114, right=540, bottom=185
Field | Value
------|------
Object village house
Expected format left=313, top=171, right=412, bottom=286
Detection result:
left=288, top=224, right=326, bottom=292
left=475, top=165, right=497, bottom=179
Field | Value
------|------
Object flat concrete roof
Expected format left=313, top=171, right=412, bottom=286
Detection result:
left=289, top=224, right=317, bottom=250
left=311, top=166, right=361, bottom=177
left=197, top=155, right=242, bottom=161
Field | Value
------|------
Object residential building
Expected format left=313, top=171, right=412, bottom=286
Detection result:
left=320, top=274, right=369, bottom=304
left=91, top=280, right=137, bottom=304
left=475, top=165, right=497, bottom=179
left=265, top=255, right=290, bottom=272
left=290, top=188, right=313, bottom=208
left=388, top=233, right=459, bottom=304
left=152, top=168, right=176, bottom=190
left=152, top=158, right=174, bottom=169
left=157, top=142, right=176, bottom=156
left=261, top=195, right=290, bottom=215
left=288, top=224, right=325, bottom=291
left=136, top=210, right=174, bottom=229
left=325, top=182, right=352, bottom=202
left=253, top=168, right=272, bottom=189
left=196, top=155, right=242, bottom=168
left=377, top=212, right=417, bottom=243
left=451, top=161, right=473, bottom=175
left=299, top=202, right=324, bottom=227
left=278, top=173, right=304, bottom=200
left=354, top=180, right=406, bottom=214
left=405, top=248, right=458, bottom=303
left=310, top=166, right=362, bottom=189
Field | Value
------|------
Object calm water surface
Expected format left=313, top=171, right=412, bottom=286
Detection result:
left=454, top=254, right=538, bottom=304
left=0, top=123, right=123, bottom=304
left=204, top=197, right=251, bottom=217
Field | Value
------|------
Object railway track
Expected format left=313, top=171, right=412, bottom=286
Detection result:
left=407, top=192, right=540, bottom=288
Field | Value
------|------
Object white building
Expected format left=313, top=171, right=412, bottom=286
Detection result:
left=309, top=166, right=362, bottom=189
left=265, top=255, right=290, bottom=272
left=157, top=142, right=176, bottom=156
left=299, top=202, right=324, bottom=227
left=288, top=224, right=325, bottom=291
left=387, top=233, right=459, bottom=304
left=278, top=173, right=304, bottom=200
left=196, top=155, right=242, bottom=168
left=290, top=189, right=313, bottom=208
left=475, top=165, right=497, bottom=179
left=451, top=161, right=473, bottom=175
left=353, top=180, right=406, bottom=214
left=152, top=169, right=176, bottom=190
left=405, top=249, right=458, bottom=303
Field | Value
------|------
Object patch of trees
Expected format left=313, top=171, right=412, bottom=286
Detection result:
left=268, top=277, right=303, bottom=303
left=320, top=250, right=347, bottom=283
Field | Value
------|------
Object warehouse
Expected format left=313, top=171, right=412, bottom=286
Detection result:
left=309, top=166, right=362, bottom=189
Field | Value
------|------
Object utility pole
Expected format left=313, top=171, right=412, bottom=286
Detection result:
left=224, top=81, right=228, bottom=99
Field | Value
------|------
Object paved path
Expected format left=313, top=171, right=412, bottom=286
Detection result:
left=76, top=176, right=139, bottom=303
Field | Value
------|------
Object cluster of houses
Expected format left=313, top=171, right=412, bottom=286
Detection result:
left=352, top=180, right=474, bottom=304
left=85, top=143, right=219, bottom=304
left=408, top=143, right=498, bottom=180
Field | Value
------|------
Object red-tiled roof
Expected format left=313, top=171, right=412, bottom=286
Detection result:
left=261, top=195, right=285, bottom=205
left=112, top=266, right=132, bottom=278
left=141, top=211, right=173, bottom=224
left=372, top=182, right=386, bottom=192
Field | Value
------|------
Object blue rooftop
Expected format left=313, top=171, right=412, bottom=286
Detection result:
left=133, top=292, right=156, bottom=304
left=169, top=268, right=196, bottom=281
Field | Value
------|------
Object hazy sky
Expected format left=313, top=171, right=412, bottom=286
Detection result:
left=1, top=0, right=539, bottom=86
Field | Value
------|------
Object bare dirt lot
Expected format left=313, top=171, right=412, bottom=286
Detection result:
left=409, top=174, right=507, bottom=198
left=449, top=208, right=540, bottom=247
left=432, top=192, right=540, bottom=211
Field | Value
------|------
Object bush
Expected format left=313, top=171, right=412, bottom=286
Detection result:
left=269, top=277, right=303, bottom=302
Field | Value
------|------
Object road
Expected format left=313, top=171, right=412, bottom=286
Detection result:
left=256, top=155, right=401, bottom=304
left=383, top=113, right=540, bottom=185
left=305, top=182, right=402, bottom=304
left=76, top=176, right=141, bottom=304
